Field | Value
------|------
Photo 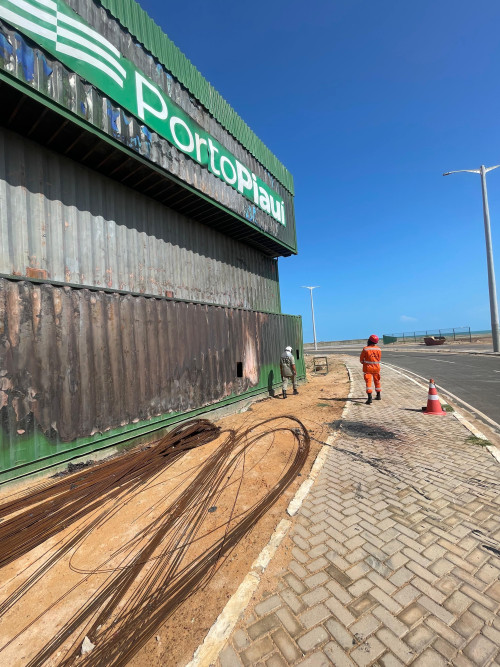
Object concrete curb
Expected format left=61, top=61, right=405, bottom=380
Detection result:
left=186, top=362, right=353, bottom=667
left=382, top=362, right=500, bottom=465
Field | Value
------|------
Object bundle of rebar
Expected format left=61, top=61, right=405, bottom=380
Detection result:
left=0, top=416, right=310, bottom=666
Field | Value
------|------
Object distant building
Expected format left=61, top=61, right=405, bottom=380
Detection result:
left=0, top=0, right=303, bottom=481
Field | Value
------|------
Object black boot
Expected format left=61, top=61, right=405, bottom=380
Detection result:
left=293, top=388, right=299, bottom=395
left=366, top=393, right=372, bottom=405
left=375, top=392, right=381, bottom=400
left=283, top=390, right=287, bottom=399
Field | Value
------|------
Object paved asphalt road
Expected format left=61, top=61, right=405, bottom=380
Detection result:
left=343, top=350, right=500, bottom=427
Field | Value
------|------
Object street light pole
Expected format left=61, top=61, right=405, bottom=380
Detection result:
left=302, top=286, right=319, bottom=351
left=443, top=165, right=500, bottom=353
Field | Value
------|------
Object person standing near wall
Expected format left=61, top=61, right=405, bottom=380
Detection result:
left=360, top=334, right=381, bottom=404
left=280, top=346, right=298, bottom=398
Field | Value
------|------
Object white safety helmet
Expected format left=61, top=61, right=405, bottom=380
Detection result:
left=285, top=346, right=292, bottom=352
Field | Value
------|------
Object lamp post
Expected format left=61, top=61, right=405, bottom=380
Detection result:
left=443, top=165, right=500, bottom=353
left=302, top=286, right=319, bottom=350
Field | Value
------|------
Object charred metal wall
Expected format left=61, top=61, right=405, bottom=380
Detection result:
left=0, top=12, right=297, bottom=254
left=0, top=127, right=280, bottom=311
left=0, top=278, right=304, bottom=481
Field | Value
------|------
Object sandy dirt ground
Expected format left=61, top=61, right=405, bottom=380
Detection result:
left=0, top=356, right=348, bottom=667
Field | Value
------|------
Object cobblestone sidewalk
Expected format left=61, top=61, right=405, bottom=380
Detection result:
left=218, top=360, right=500, bottom=666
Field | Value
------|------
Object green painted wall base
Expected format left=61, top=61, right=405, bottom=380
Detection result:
left=0, top=378, right=304, bottom=485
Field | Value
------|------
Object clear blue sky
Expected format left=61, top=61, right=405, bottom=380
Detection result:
left=142, top=0, right=500, bottom=342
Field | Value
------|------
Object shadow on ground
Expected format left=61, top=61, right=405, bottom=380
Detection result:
left=328, top=420, right=399, bottom=440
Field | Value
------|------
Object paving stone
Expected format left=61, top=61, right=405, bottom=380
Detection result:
left=302, top=586, right=329, bottom=607
left=233, top=629, right=251, bottom=650
left=285, top=573, right=307, bottom=595
left=325, top=564, right=352, bottom=587
left=411, top=648, right=447, bottom=666
left=293, top=547, right=310, bottom=564
left=424, top=616, right=463, bottom=648
left=297, top=626, right=329, bottom=652
left=350, top=613, right=380, bottom=641
left=324, top=596, right=356, bottom=626
left=411, top=577, right=445, bottom=604
left=271, top=628, right=302, bottom=662
left=308, top=544, right=329, bottom=559
left=348, top=580, right=372, bottom=601
left=442, top=590, right=471, bottom=615
left=397, top=603, right=426, bottom=628
left=460, top=583, right=498, bottom=610
left=476, top=562, right=500, bottom=585
left=376, top=627, right=415, bottom=664
left=305, top=571, right=329, bottom=590
left=255, top=595, right=283, bottom=617
left=348, top=592, right=378, bottom=618
left=275, top=607, right=303, bottom=638
left=378, top=653, right=404, bottom=667
left=370, top=587, right=402, bottom=614
left=393, top=584, right=420, bottom=607
left=389, top=567, right=413, bottom=588
left=323, top=640, right=357, bottom=666
left=297, top=651, right=332, bottom=666
left=371, top=605, right=408, bottom=639
left=293, top=534, right=311, bottom=551
left=310, top=532, right=330, bottom=547
left=452, top=610, right=483, bottom=639
left=240, top=636, right=275, bottom=666
left=306, top=557, right=329, bottom=573
left=247, top=614, right=280, bottom=641
left=290, top=560, right=308, bottom=579
left=325, top=618, right=354, bottom=650
left=265, top=653, right=287, bottom=667
left=220, top=644, right=243, bottom=667
left=350, top=636, right=385, bottom=666
left=432, top=637, right=457, bottom=661
left=367, top=570, right=397, bottom=595
left=417, top=595, right=453, bottom=624
left=463, top=634, right=497, bottom=663
left=405, top=623, right=434, bottom=652
left=281, top=588, right=305, bottom=614
left=299, top=603, right=331, bottom=629
left=325, top=579, right=353, bottom=604
left=428, top=558, right=454, bottom=577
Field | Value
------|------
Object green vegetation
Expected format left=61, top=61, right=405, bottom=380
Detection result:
left=466, top=435, right=492, bottom=447
left=441, top=404, right=454, bottom=412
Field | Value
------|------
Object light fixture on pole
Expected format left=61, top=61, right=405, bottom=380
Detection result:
left=443, top=165, right=500, bottom=353
left=302, top=286, right=319, bottom=350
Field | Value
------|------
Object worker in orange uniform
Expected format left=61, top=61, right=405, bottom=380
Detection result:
left=360, top=334, right=381, bottom=404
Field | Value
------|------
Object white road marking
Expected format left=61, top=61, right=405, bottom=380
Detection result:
left=428, top=359, right=455, bottom=363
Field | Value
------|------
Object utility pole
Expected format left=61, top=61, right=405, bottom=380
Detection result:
left=302, top=286, right=319, bottom=350
left=443, top=166, right=500, bottom=353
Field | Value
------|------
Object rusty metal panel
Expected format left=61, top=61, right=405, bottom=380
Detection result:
left=0, top=127, right=280, bottom=311
left=0, top=278, right=304, bottom=480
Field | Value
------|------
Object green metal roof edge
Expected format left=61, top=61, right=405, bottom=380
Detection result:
left=97, top=0, right=295, bottom=196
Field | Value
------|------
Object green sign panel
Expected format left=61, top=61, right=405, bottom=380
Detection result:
left=0, top=0, right=286, bottom=226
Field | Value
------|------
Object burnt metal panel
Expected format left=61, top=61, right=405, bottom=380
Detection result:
left=0, top=18, right=297, bottom=255
left=0, top=126, right=281, bottom=311
left=0, top=278, right=305, bottom=480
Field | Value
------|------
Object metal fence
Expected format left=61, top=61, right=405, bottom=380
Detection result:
left=382, top=327, right=472, bottom=344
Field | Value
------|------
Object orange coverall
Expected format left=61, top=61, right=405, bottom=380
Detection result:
left=360, top=345, right=381, bottom=394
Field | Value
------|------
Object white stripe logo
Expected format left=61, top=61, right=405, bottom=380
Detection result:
left=0, top=0, right=126, bottom=87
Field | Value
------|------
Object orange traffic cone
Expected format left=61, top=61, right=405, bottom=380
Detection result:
left=422, top=379, right=447, bottom=415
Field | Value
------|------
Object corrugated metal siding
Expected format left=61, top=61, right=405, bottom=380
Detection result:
left=0, top=278, right=304, bottom=480
left=84, top=0, right=294, bottom=194
left=0, top=127, right=281, bottom=311
left=0, top=20, right=297, bottom=253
